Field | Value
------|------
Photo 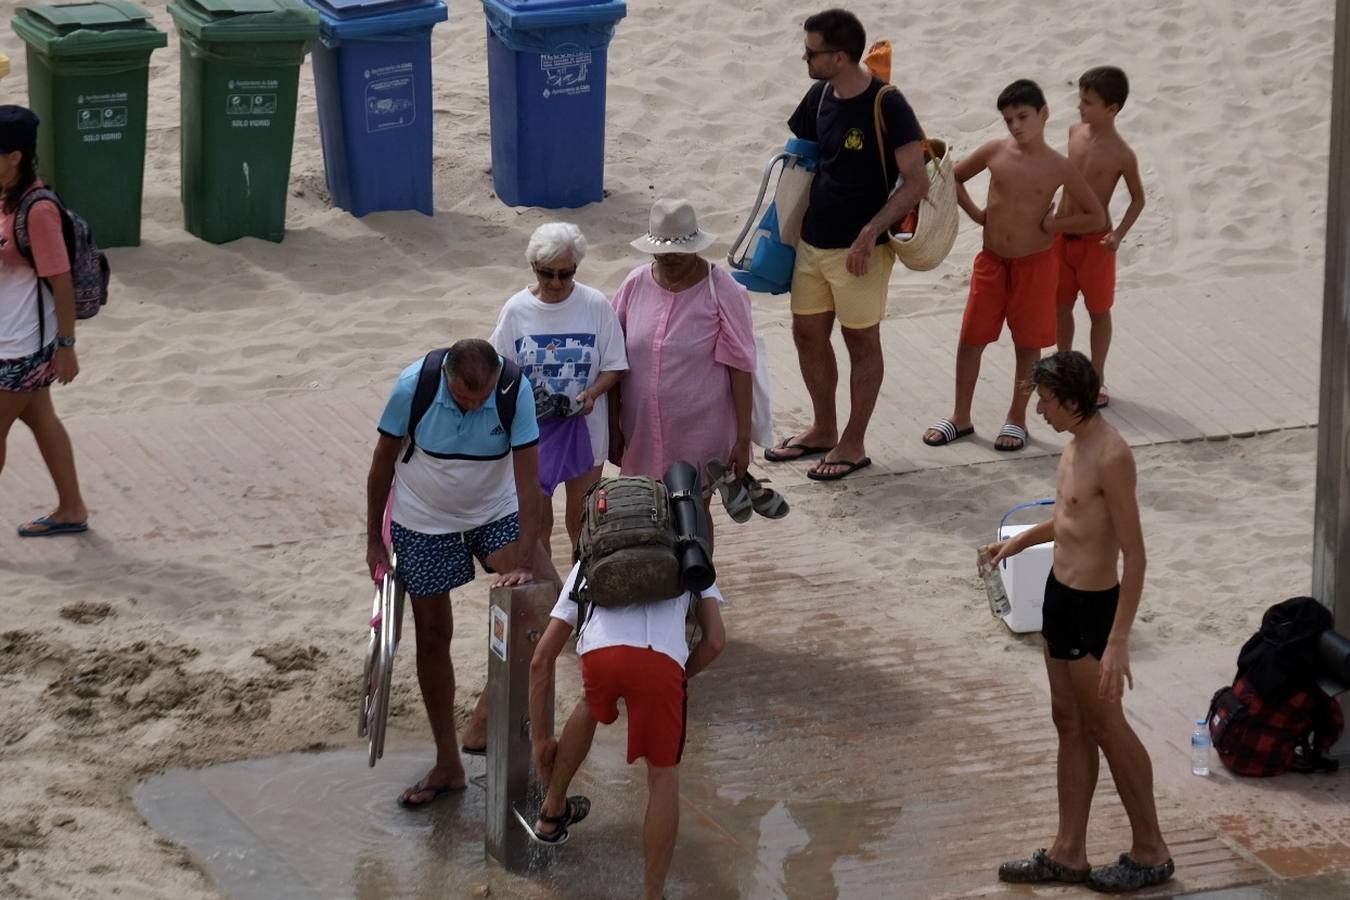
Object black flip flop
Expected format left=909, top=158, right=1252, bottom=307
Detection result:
left=461, top=744, right=486, bottom=757
left=763, top=437, right=831, bottom=463
left=397, top=779, right=464, bottom=809
left=806, top=457, right=872, bottom=482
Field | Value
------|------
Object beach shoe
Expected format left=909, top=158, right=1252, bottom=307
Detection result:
left=529, top=795, right=591, bottom=846
left=397, top=778, right=465, bottom=809
left=744, top=474, right=789, bottom=519
left=995, top=423, right=1028, bottom=452
left=17, top=516, right=89, bottom=538
left=1097, top=385, right=1110, bottom=408
left=923, top=418, right=974, bottom=447
left=998, top=849, right=1091, bottom=884
left=460, top=743, right=486, bottom=757
left=705, top=460, right=753, bottom=523
left=806, top=457, right=871, bottom=482
left=1087, top=854, right=1174, bottom=893
left=763, top=436, right=831, bottom=463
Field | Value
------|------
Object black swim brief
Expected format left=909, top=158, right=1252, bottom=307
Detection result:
left=1041, top=569, right=1119, bottom=661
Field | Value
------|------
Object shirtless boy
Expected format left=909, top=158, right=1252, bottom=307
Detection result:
left=1055, top=66, right=1146, bottom=407
left=923, top=80, right=1105, bottom=452
left=988, top=350, right=1173, bottom=893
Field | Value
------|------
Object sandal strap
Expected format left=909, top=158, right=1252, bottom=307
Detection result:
left=930, top=418, right=958, bottom=440
left=998, top=423, right=1027, bottom=439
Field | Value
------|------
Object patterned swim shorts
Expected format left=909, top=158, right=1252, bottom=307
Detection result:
left=390, top=512, right=521, bottom=598
left=0, top=342, right=56, bottom=393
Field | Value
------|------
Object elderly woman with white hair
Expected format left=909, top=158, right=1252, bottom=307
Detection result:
left=490, top=222, right=628, bottom=555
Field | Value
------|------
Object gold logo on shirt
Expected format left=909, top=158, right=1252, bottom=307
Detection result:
left=843, top=128, right=865, bottom=151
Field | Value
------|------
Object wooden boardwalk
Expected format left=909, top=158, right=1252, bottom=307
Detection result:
left=1, top=269, right=1332, bottom=898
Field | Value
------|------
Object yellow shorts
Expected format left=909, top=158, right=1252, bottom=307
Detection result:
left=789, top=240, right=896, bottom=329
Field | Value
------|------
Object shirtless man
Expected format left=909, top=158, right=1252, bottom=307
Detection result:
left=923, top=79, right=1105, bottom=452
left=988, top=350, right=1173, bottom=893
left=1054, top=66, right=1146, bottom=407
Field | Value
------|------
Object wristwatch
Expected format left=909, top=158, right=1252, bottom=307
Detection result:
left=55, top=335, right=75, bottom=348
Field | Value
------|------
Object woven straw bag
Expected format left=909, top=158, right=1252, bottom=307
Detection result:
left=874, top=85, right=959, bottom=272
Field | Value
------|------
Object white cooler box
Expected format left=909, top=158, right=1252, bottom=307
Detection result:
left=997, top=523, right=1054, bottom=633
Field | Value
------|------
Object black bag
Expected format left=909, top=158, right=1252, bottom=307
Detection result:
left=1207, top=597, right=1344, bottom=777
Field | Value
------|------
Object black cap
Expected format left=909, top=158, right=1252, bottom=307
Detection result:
left=0, top=106, right=39, bottom=154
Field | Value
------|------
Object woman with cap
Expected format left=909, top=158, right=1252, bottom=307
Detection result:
left=490, top=222, right=628, bottom=556
left=609, top=198, right=756, bottom=549
left=0, top=105, right=88, bottom=537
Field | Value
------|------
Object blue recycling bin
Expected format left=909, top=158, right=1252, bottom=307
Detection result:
left=307, top=0, right=447, bottom=216
left=481, top=0, right=626, bottom=208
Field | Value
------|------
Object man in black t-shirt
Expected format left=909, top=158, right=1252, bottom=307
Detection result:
left=764, top=9, right=928, bottom=481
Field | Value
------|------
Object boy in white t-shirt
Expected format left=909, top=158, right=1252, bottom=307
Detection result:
left=528, top=562, right=726, bottom=900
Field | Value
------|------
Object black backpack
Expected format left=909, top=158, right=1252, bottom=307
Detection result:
left=1207, top=597, right=1344, bottom=776
left=401, top=349, right=523, bottom=463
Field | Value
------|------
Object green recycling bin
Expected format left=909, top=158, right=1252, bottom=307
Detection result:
left=168, top=0, right=319, bottom=244
left=11, top=1, right=166, bottom=249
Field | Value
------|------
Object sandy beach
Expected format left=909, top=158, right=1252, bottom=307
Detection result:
left=0, top=0, right=1339, bottom=896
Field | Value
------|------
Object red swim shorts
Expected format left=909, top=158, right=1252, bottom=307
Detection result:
left=959, top=246, right=1059, bottom=348
left=1055, top=232, right=1116, bottom=314
left=580, top=645, right=687, bottom=767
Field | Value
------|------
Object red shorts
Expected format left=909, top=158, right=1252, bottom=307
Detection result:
left=960, top=246, right=1059, bottom=348
left=580, top=645, right=687, bottom=767
left=1055, top=232, right=1116, bottom=314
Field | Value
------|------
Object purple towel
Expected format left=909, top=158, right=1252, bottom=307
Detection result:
left=538, top=415, right=595, bottom=496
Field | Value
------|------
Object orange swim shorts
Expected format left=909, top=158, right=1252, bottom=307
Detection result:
left=1055, top=232, right=1116, bottom=315
left=580, top=645, right=687, bottom=767
left=959, top=246, right=1059, bottom=349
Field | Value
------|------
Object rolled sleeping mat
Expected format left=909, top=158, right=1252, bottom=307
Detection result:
left=1319, top=628, right=1350, bottom=688
left=663, top=461, right=716, bottom=592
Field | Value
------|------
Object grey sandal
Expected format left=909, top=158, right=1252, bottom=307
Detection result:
left=745, top=474, right=788, bottom=519
left=1087, top=854, right=1174, bottom=893
left=705, top=460, right=752, bottom=523
left=998, top=849, right=1090, bottom=884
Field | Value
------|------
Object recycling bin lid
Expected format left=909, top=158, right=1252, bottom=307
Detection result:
left=168, top=0, right=320, bottom=43
left=11, top=1, right=168, bottom=56
left=480, top=0, right=625, bottom=29
left=307, top=0, right=446, bottom=39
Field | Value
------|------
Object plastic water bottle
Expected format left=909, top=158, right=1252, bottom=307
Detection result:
left=1191, top=718, right=1211, bottom=776
left=977, top=546, right=1011, bottom=618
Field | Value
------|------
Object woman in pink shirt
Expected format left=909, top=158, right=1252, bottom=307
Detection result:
left=609, top=199, right=756, bottom=549
left=0, top=106, right=88, bottom=537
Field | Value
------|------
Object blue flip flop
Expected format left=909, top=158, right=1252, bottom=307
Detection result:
left=17, top=516, right=89, bottom=538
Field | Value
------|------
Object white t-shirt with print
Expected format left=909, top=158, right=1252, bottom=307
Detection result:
left=549, top=562, right=724, bottom=670
left=490, top=282, right=629, bottom=465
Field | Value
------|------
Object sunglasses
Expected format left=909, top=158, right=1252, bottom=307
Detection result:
left=534, top=266, right=577, bottom=282
left=803, top=45, right=841, bottom=59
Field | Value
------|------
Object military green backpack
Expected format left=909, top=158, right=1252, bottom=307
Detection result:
left=572, top=476, right=684, bottom=611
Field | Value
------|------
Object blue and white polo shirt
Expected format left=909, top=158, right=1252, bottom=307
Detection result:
left=378, top=355, right=539, bottom=534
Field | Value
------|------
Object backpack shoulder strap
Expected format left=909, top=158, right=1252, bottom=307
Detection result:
left=13, top=187, right=64, bottom=263
left=495, top=356, right=523, bottom=445
left=402, top=348, right=449, bottom=464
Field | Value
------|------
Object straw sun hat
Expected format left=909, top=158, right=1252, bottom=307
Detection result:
left=630, top=198, right=717, bottom=255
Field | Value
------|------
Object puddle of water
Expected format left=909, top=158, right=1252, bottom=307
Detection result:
left=132, top=736, right=893, bottom=900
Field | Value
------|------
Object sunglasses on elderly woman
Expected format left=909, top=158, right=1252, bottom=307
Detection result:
left=534, top=265, right=577, bottom=282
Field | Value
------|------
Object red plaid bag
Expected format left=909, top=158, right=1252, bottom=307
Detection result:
left=1208, top=676, right=1344, bottom=777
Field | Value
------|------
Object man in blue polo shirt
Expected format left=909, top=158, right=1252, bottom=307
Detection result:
left=366, top=338, right=560, bottom=808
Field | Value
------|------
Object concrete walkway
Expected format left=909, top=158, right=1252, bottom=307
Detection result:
left=4, top=269, right=1342, bottom=898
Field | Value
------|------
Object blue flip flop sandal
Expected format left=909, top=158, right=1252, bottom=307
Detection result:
left=17, top=516, right=89, bottom=538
